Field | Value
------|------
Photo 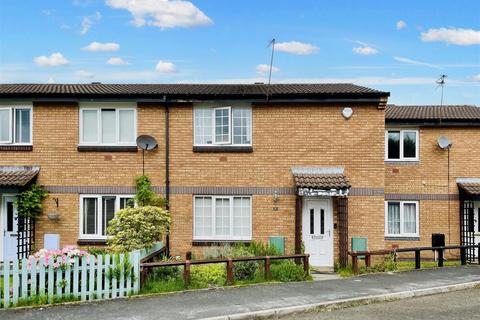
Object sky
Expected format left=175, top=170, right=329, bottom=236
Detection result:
left=0, top=0, right=479, bottom=105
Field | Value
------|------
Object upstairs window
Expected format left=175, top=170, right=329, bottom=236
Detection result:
left=385, top=129, right=418, bottom=161
left=0, top=106, right=32, bottom=145
left=80, top=107, right=136, bottom=145
left=194, top=105, right=252, bottom=146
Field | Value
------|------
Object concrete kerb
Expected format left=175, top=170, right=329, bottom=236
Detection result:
left=202, top=281, right=480, bottom=320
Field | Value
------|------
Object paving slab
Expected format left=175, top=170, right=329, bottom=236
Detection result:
left=1, top=265, right=480, bottom=320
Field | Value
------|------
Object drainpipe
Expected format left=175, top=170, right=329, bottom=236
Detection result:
left=164, top=95, right=171, bottom=257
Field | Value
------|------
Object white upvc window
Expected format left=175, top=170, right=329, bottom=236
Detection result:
left=79, top=195, right=135, bottom=239
left=385, top=201, right=419, bottom=237
left=79, top=106, right=136, bottom=146
left=194, top=104, right=252, bottom=146
left=385, top=129, right=419, bottom=161
left=193, top=195, right=252, bottom=241
left=0, top=106, right=32, bottom=145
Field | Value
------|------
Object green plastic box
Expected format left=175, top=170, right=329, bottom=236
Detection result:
left=351, top=237, right=368, bottom=260
left=269, top=236, right=285, bottom=255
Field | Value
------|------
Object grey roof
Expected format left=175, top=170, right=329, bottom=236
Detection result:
left=0, top=166, right=40, bottom=187
left=0, top=83, right=389, bottom=100
left=386, top=105, right=480, bottom=121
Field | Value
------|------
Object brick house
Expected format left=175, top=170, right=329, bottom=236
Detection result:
left=0, top=83, right=478, bottom=266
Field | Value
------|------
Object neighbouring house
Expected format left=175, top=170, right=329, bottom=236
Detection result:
left=0, top=83, right=478, bottom=267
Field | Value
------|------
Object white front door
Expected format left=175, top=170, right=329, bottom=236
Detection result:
left=2, top=196, right=18, bottom=261
left=302, top=199, right=333, bottom=267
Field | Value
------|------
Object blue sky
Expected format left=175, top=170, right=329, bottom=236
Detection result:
left=0, top=0, right=479, bottom=104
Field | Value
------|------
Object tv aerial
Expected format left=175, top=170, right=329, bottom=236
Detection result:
left=136, top=135, right=158, bottom=175
left=437, top=136, right=452, bottom=150
left=436, top=75, right=447, bottom=106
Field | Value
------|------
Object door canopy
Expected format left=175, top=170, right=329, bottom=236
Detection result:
left=0, top=166, right=40, bottom=187
left=292, top=167, right=350, bottom=197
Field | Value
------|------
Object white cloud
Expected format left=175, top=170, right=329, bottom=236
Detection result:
left=468, top=74, right=480, bottom=82
left=396, top=20, right=406, bottom=30
left=421, top=28, right=480, bottom=46
left=75, top=70, right=94, bottom=78
left=275, top=41, right=319, bottom=55
left=107, top=57, right=129, bottom=65
left=352, top=46, right=378, bottom=55
left=255, top=64, right=279, bottom=74
left=82, top=42, right=120, bottom=52
left=393, top=56, right=441, bottom=69
left=105, top=0, right=213, bottom=29
left=34, top=52, right=69, bottom=67
left=155, top=60, right=177, bottom=73
left=81, top=11, right=101, bottom=35
left=47, top=77, right=55, bottom=84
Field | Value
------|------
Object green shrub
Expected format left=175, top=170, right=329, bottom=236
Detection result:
left=248, top=241, right=282, bottom=257
left=141, top=277, right=185, bottom=294
left=149, top=258, right=181, bottom=281
left=16, top=184, right=48, bottom=219
left=87, top=247, right=109, bottom=256
left=107, top=205, right=171, bottom=252
left=231, top=247, right=258, bottom=281
left=190, top=263, right=226, bottom=287
left=202, top=244, right=234, bottom=259
left=271, top=260, right=306, bottom=282
left=135, top=175, right=167, bottom=208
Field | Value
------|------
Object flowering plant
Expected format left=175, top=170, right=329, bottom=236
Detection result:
left=28, top=245, right=91, bottom=269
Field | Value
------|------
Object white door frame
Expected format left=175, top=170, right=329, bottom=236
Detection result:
left=1, top=194, right=17, bottom=262
left=302, top=197, right=334, bottom=267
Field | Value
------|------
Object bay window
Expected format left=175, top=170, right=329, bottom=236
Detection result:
left=194, top=196, right=252, bottom=240
left=80, top=107, right=136, bottom=145
left=0, top=106, right=32, bottom=144
left=385, top=129, right=419, bottom=161
left=80, top=195, right=134, bottom=239
left=194, top=104, right=252, bottom=146
left=385, top=201, right=419, bottom=237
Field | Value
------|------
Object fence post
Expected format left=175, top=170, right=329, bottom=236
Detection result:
left=303, top=255, right=309, bottom=276
left=264, top=257, right=271, bottom=280
left=352, top=255, right=359, bottom=275
left=437, top=249, right=444, bottom=267
left=460, top=247, right=467, bottom=266
left=183, top=261, right=191, bottom=285
left=226, top=258, right=234, bottom=285
left=415, top=250, right=421, bottom=269
left=365, top=254, right=371, bottom=268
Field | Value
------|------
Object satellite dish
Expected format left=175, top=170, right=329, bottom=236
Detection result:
left=136, top=135, right=158, bottom=150
left=342, top=107, right=353, bottom=119
left=437, top=136, right=452, bottom=149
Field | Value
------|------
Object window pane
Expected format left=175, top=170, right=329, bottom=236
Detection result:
left=388, top=202, right=400, bottom=234
left=194, top=108, right=213, bottom=145
left=82, top=110, right=98, bottom=143
left=233, top=108, right=251, bottom=144
left=0, top=109, right=10, bottom=142
left=83, top=198, right=97, bottom=235
left=120, top=197, right=134, bottom=209
left=309, top=208, right=314, bottom=235
left=15, top=109, right=31, bottom=143
left=403, top=203, right=417, bottom=234
left=215, top=108, right=230, bottom=143
left=119, top=110, right=135, bottom=143
left=215, top=198, right=230, bottom=236
left=233, top=197, right=251, bottom=237
left=403, top=132, right=417, bottom=158
left=195, top=197, right=213, bottom=238
left=102, top=196, right=116, bottom=235
left=388, top=131, right=400, bottom=159
left=6, top=201, right=14, bottom=232
left=101, top=109, right=116, bottom=143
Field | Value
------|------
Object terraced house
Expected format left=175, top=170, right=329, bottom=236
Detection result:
left=0, top=83, right=478, bottom=267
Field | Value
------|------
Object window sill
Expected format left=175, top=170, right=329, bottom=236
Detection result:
left=385, top=160, right=419, bottom=165
left=0, top=145, right=33, bottom=151
left=77, top=238, right=107, bottom=245
left=77, top=145, right=138, bottom=152
left=193, top=146, right=253, bottom=153
left=385, top=236, right=420, bottom=241
left=192, top=240, right=252, bottom=246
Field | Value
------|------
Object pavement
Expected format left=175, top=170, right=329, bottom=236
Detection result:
left=1, top=265, right=480, bottom=320
left=285, top=288, right=480, bottom=320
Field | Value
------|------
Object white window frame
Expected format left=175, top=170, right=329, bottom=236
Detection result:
left=213, top=107, right=231, bottom=145
left=384, top=201, right=419, bottom=237
left=193, top=195, right=252, bottom=241
left=0, top=105, right=33, bottom=145
left=193, top=104, right=252, bottom=147
left=79, top=105, right=137, bottom=146
left=385, top=129, right=419, bottom=161
left=79, top=194, right=135, bottom=240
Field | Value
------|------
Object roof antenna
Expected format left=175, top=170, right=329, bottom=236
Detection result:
left=266, top=38, right=276, bottom=102
left=436, top=74, right=447, bottom=106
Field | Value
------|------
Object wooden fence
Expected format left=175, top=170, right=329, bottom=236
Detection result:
left=0, top=242, right=164, bottom=308
left=140, top=253, right=310, bottom=286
